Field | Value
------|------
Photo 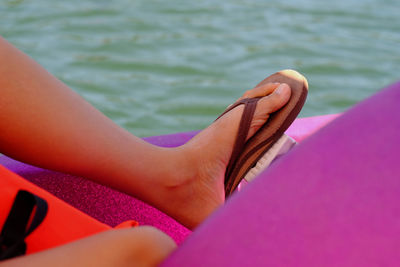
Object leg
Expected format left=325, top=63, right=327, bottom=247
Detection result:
left=0, top=227, right=176, bottom=267
left=162, top=81, right=400, bottom=266
left=0, top=36, right=291, bottom=228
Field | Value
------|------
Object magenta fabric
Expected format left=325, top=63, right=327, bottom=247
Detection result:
left=162, top=81, right=400, bottom=266
left=0, top=114, right=335, bottom=244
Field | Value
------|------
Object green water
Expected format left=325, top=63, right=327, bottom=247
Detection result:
left=1, top=0, right=399, bottom=137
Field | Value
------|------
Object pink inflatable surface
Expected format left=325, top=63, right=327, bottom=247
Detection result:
left=0, top=114, right=337, bottom=244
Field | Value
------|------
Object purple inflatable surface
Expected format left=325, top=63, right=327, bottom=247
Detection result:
left=0, top=113, right=336, bottom=243
left=162, top=81, right=400, bottom=266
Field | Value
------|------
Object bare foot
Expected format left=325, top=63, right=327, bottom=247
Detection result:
left=160, top=82, right=291, bottom=229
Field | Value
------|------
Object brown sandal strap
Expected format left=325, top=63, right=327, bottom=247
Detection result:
left=216, top=98, right=261, bottom=188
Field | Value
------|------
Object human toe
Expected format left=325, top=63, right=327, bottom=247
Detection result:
left=245, top=83, right=291, bottom=140
left=239, top=82, right=280, bottom=100
left=258, top=83, right=291, bottom=114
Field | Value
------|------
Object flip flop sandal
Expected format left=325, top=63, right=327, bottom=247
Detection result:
left=219, top=69, right=308, bottom=198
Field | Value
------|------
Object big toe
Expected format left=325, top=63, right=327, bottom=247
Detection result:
left=259, top=83, right=291, bottom=113
left=247, top=83, right=291, bottom=139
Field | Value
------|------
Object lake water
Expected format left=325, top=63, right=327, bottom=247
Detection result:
left=1, top=0, right=399, bottom=137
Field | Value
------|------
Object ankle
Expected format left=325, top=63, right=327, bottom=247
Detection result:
left=161, top=146, right=198, bottom=188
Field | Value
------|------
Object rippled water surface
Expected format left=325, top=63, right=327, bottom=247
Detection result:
left=2, top=0, right=399, bottom=136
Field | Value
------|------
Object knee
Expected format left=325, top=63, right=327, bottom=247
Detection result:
left=110, top=226, right=177, bottom=266
left=133, top=226, right=177, bottom=258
